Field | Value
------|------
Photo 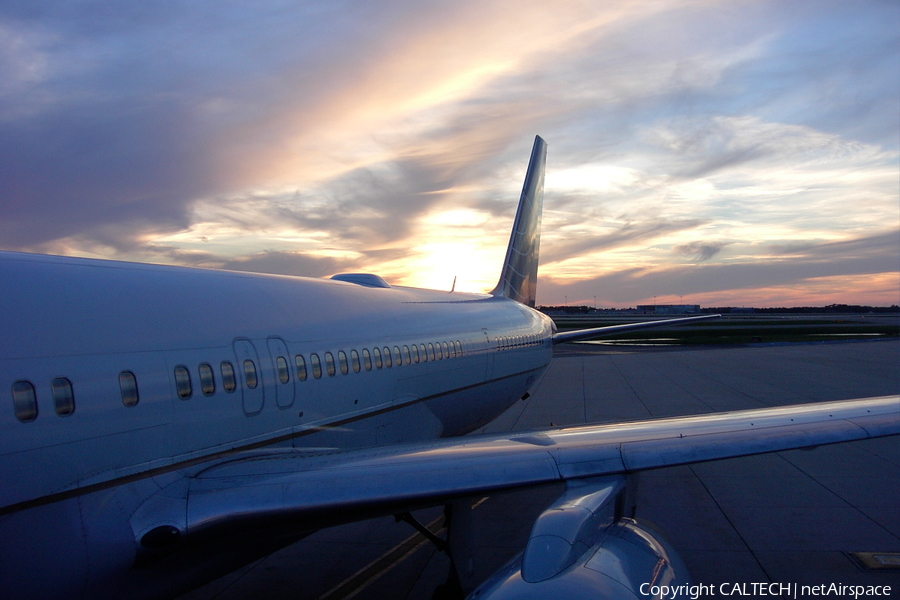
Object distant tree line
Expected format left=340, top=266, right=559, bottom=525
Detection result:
left=700, top=304, right=899, bottom=314
left=539, top=304, right=899, bottom=314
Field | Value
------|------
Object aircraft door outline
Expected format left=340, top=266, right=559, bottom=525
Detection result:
left=482, top=329, right=494, bottom=381
left=266, top=337, right=295, bottom=409
left=233, top=338, right=265, bottom=415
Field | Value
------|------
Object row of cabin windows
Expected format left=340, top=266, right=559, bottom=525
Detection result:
left=11, top=371, right=139, bottom=423
left=173, top=340, right=466, bottom=399
left=12, top=337, right=468, bottom=420
left=174, top=361, right=240, bottom=400
left=297, top=340, right=465, bottom=381
left=497, top=333, right=542, bottom=351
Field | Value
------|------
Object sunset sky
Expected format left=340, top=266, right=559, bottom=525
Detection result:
left=2, top=0, right=898, bottom=307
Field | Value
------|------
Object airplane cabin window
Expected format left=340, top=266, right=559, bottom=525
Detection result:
left=362, top=348, right=372, bottom=371
left=276, top=356, right=290, bottom=384
left=443, top=342, right=450, bottom=358
left=351, top=349, right=361, bottom=373
left=174, top=366, right=192, bottom=399
left=295, top=355, right=308, bottom=381
left=402, top=345, right=411, bottom=365
left=199, top=363, right=215, bottom=396
left=412, top=345, right=420, bottom=364
left=119, top=371, right=139, bottom=406
left=455, top=340, right=462, bottom=355
left=324, top=352, right=336, bottom=377
left=375, top=347, right=384, bottom=368
left=310, top=354, right=323, bottom=379
left=428, top=343, right=436, bottom=361
left=392, top=346, right=401, bottom=366
left=383, top=346, right=392, bottom=368
left=338, top=351, right=349, bottom=375
left=418, top=344, right=426, bottom=362
left=221, top=361, right=237, bottom=392
left=243, top=360, right=258, bottom=389
left=51, top=377, right=75, bottom=416
left=12, top=380, right=37, bottom=422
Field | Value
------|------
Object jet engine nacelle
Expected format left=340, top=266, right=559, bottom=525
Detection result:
left=468, top=476, right=690, bottom=600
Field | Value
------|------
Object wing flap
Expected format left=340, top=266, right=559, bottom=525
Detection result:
left=142, top=396, right=898, bottom=542
left=620, top=415, right=884, bottom=470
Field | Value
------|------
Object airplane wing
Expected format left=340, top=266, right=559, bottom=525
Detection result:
left=135, top=395, right=899, bottom=545
left=552, top=313, right=721, bottom=345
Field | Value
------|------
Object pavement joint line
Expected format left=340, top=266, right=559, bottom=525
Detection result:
left=688, top=464, right=774, bottom=581
left=317, top=497, right=490, bottom=600
left=316, top=516, right=445, bottom=600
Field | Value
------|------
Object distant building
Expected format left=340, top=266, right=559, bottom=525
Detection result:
left=636, top=304, right=700, bottom=315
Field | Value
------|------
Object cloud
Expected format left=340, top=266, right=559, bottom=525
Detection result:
left=673, top=241, right=730, bottom=261
left=220, top=251, right=344, bottom=278
left=0, top=0, right=897, bottom=307
left=766, top=231, right=900, bottom=260
left=542, top=218, right=706, bottom=265
left=542, top=229, right=899, bottom=306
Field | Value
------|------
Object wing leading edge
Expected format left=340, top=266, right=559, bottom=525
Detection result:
left=552, top=313, right=721, bottom=345
left=135, top=395, right=899, bottom=544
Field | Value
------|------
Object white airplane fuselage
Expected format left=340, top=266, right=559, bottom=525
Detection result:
left=0, top=250, right=554, bottom=598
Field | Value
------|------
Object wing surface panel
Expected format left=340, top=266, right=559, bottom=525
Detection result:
left=168, top=396, right=899, bottom=540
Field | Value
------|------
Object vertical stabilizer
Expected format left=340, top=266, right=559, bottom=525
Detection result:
left=490, top=135, right=546, bottom=307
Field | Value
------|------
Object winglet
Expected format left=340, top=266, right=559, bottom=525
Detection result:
left=490, top=135, right=547, bottom=307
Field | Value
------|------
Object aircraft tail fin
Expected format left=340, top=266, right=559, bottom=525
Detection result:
left=490, top=135, right=547, bottom=307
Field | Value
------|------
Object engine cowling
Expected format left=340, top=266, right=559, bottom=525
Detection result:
left=468, top=476, right=690, bottom=600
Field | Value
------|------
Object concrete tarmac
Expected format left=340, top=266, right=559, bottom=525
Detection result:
left=179, top=340, right=899, bottom=600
